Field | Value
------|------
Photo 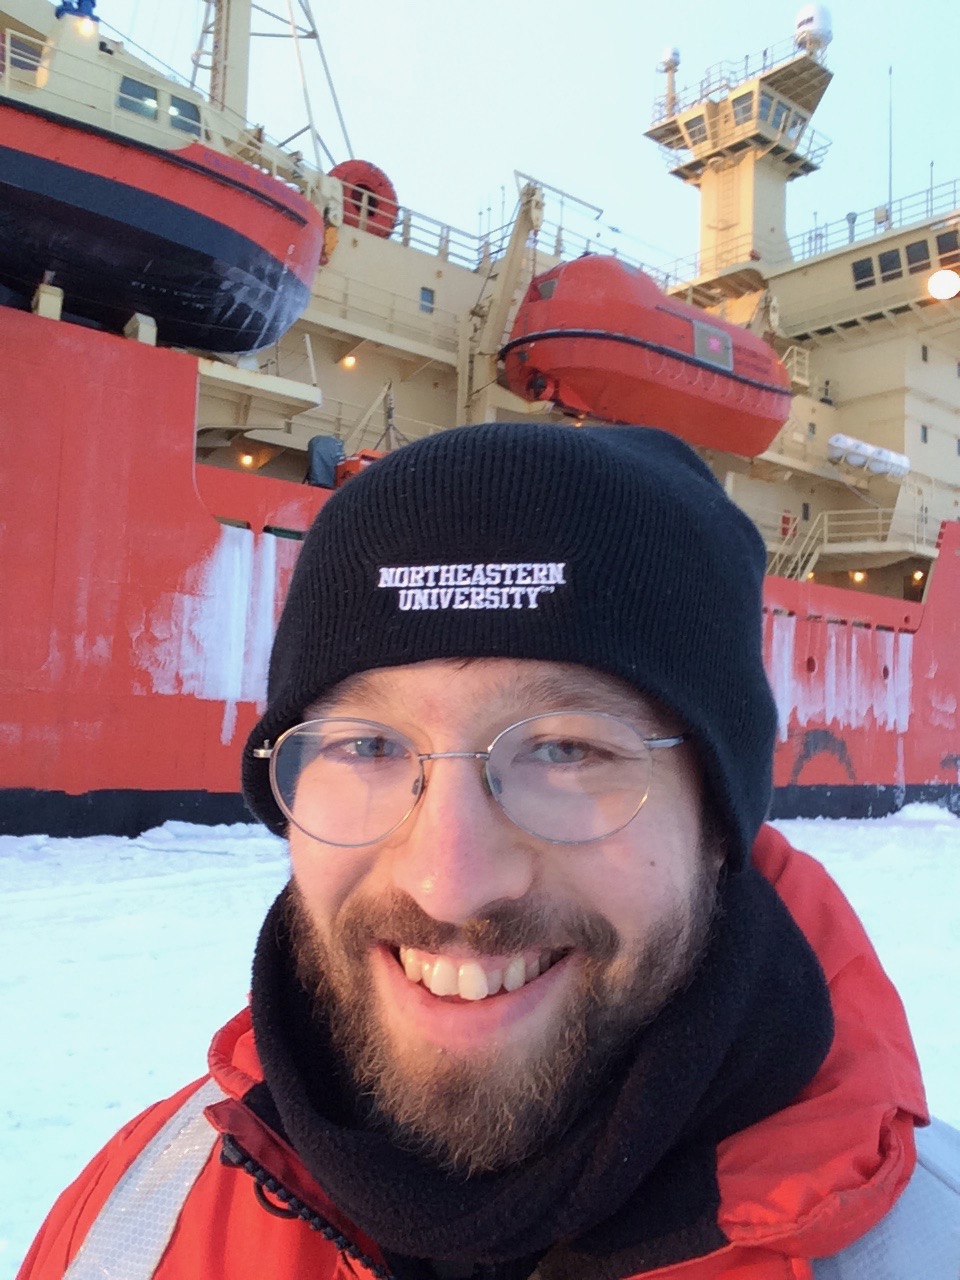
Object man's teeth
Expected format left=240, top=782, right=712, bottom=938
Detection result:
left=397, top=947, right=556, bottom=1001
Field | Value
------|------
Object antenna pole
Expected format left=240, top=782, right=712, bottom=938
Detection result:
left=887, top=66, right=893, bottom=220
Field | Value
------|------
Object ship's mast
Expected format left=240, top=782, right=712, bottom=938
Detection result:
left=208, top=0, right=251, bottom=122
left=646, top=5, right=834, bottom=280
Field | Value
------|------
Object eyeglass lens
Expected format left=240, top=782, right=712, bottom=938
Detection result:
left=271, top=714, right=653, bottom=847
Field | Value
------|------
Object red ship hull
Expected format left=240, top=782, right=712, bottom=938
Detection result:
left=0, top=98, right=326, bottom=352
left=502, top=256, right=791, bottom=456
left=1, top=307, right=958, bottom=834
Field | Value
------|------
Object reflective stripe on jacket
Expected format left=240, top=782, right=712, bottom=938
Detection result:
left=16, top=827, right=949, bottom=1280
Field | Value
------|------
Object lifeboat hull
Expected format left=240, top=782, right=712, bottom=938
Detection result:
left=502, top=256, right=791, bottom=457
left=0, top=99, right=326, bottom=353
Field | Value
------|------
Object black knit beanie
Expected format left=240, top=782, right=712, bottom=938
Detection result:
left=242, top=422, right=777, bottom=870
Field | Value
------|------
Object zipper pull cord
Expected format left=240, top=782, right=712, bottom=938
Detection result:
left=220, top=1132, right=397, bottom=1280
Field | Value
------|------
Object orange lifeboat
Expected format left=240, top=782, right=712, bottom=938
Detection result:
left=501, top=256, right=791, bottom=457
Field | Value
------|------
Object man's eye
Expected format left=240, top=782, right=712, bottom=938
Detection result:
left=321, top=735, right=406, bottom=761
left=349, top=736, right=405, bottom=759
left=527, top=739, right=591, bottom=765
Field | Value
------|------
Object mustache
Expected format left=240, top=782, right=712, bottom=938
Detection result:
left=287, top=882, right=620, bottom=962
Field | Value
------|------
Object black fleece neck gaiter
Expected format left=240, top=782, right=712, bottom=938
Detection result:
left=251, top=868, right=833, bottom=1272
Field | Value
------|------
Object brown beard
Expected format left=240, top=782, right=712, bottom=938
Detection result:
left=285, top=856, right=720, bottom=1176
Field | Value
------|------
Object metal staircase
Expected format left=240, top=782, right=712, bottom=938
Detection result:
left=765, top=507, right=939, bottom=580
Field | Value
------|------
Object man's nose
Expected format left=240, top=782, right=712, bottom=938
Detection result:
left=388, top=757, right=537, bottom=925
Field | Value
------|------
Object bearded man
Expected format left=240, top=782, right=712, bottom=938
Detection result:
left=18, top=424, right=960, bottom=1279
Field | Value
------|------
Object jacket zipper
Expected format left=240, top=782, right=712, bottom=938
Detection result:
left=220, top=1132, right=397, bottom=1280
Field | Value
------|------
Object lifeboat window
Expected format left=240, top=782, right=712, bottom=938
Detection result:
left=878, top=248, right=903, bottom=283
left=732, top=92, right=753, bottom=125
left=905, top=240, right=931, bottom=274
left=936, top=230, right=960, bottom=268
left=770, top=100, right=789, bottom=132
left=118, top=75, right=158, bottom=120
left=693, top=322, right=733, bottom=372
left=169, top=94, right=201, bottom=136
left=419, top=286, right=435, bottom=314
left=536, top=278, right=558, bottom=301
left=851, top=257, right=876, bottom=291
left=758, top=91, right=773, bottom=123
left=685, top=114, right=708, bottom=145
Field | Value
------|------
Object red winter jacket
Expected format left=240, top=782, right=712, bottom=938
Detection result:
left=16, top=827, right=929, bottom=1280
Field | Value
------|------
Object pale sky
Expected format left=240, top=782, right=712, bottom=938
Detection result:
left=99, top=0, right=958, bottom=272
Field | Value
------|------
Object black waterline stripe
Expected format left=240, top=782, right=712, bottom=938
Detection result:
left=499, top=329, right=791, bottom=397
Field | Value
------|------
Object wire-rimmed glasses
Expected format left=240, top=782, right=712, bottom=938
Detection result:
left=257, top=712, right=688, bottom=847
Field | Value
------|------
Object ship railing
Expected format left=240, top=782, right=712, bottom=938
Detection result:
left=309, top=268, right=461, bottom=354
left=331, top=181, right=487, bottom=269
left=650, top=36, right=825, bottom=123
left=327, top=178, right=674, bottom=284
left=765, top=516, right=825, bottom=581
left=656, top=233, right=765, bottom=288
left=789, top=177, right=960, bottom=264
left=654, top=120, right=831, bottom=179
left=782, top=346, right=811, bottom=389
left=765, top=506, right=941, bottom=580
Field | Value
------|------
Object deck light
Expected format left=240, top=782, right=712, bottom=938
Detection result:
left=851, top=570, right=867, bottom=584
left=341, top=354, right=357, bottom=369
left=928, top=269, right=960, bottom=301
left=239, top=453, right=255, bottom=468
left=912, top=569, right=925, bottom=583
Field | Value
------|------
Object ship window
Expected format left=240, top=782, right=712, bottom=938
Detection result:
left=118, top=76, right=158, bottom=120
left=922, top=344, right=928, bottom=362
left=168, top=94, right=201, bottom=136
left=808, top=421, right=816, bottom=436
left=693, top=321, right=733, bottom=371
left=419, top=286, right=435, bottom=314
left=851, top=257, right=876, bottom=290
left=685, top=114, right=708, bottom=145
left=8, top=33, right=42, bottom=73
left=786, top=112, right=806, bottom=140
left=920, top=424, right=929, bottom=443
left=802, top=502, right=811, bottom=521
left=758, top=91, right=773, bottom=123
left=905, top=239, right=931, bottom=274
left=732, top=92, right=753, bottom=125
left=878, top=248, right=902, bottom=282
left=936, top=230, right=960, bottom=267
left=770, top=100, right=789, bottom=132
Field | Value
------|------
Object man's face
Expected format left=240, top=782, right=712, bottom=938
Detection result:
left=286, top=658, right=721, bottom=1173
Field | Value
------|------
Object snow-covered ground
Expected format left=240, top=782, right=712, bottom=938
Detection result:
left=2, top=807, right=958, bottom=1278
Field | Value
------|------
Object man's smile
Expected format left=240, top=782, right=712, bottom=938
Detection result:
left=395, top=944, right=570, bottom=1001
